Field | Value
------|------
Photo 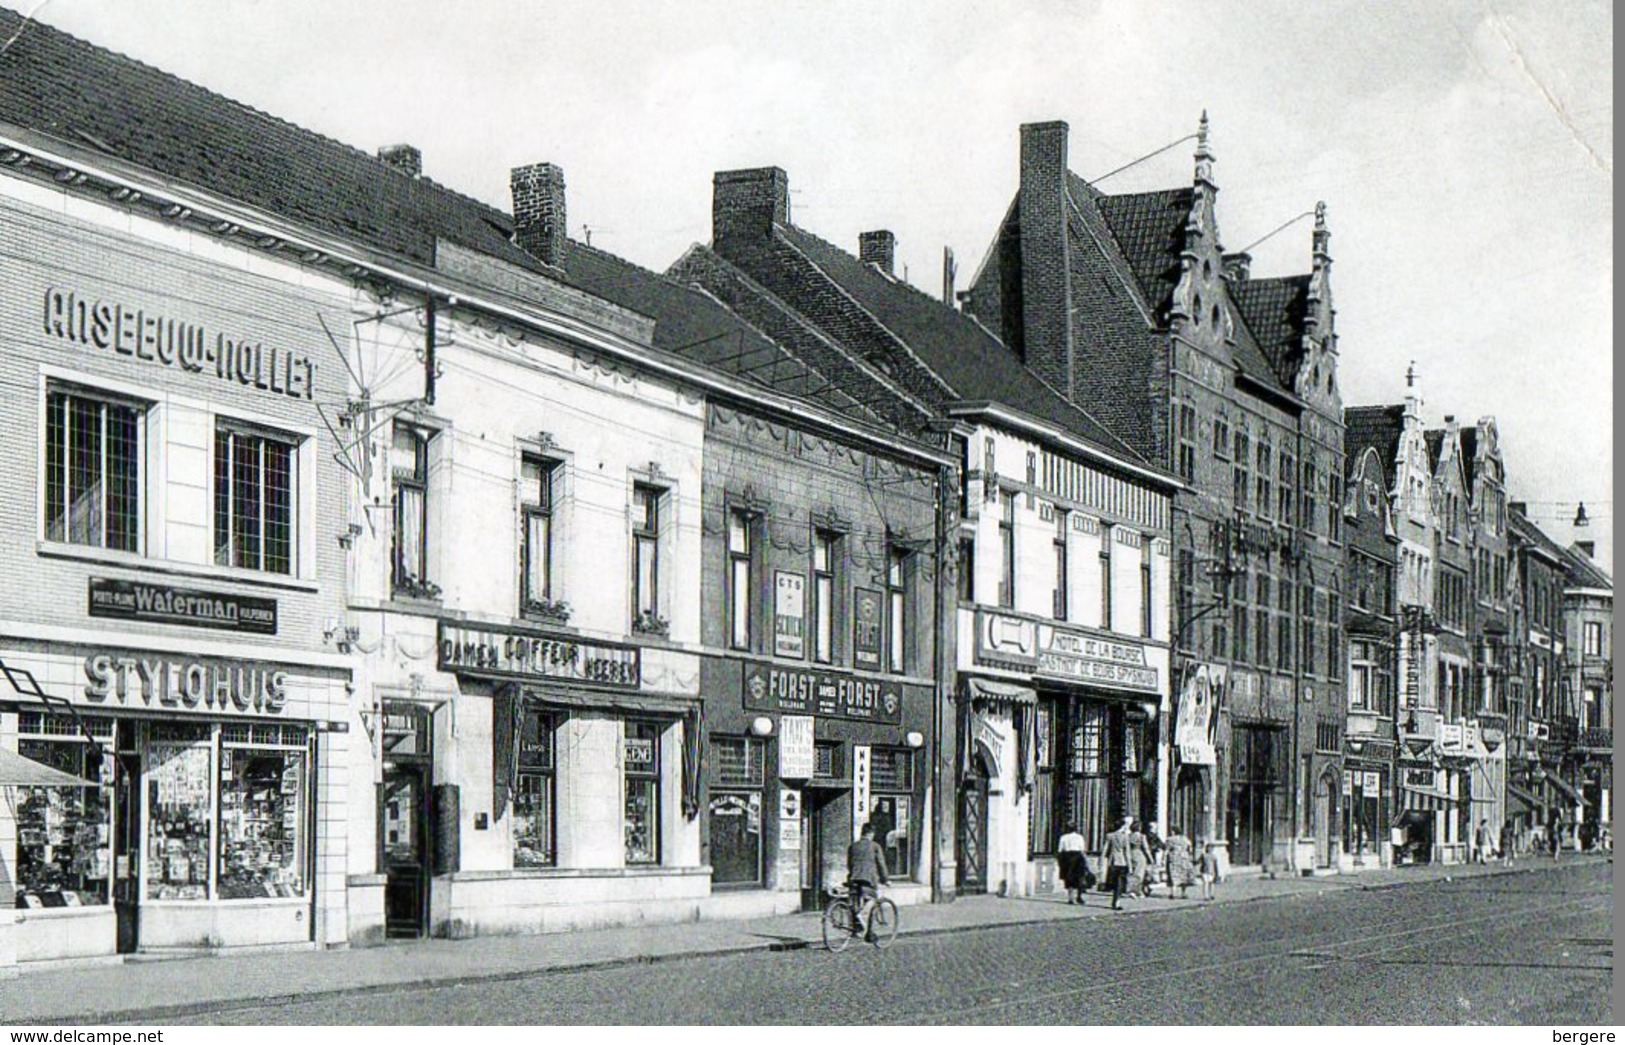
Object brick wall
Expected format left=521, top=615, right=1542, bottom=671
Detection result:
left=510, top=162, right=568, bottom=267
left=1015, top=122, right=1074, bottom=398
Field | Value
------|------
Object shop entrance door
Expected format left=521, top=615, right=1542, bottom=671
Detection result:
left=1227, top=783, right=1274, bottom=867
left=380, top=763, right=430, bottom=938
left=1314, top=770, right=1337, bottom=868
left=957, top=757, right=989, bottom=894
left=112, top=723, right=141, bottom=955
left=799, top=787, right=848, bottom=912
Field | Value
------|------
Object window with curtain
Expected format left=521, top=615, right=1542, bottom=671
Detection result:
left=729, top=510, right=754, bottom=650
left=1069, top=705, right=1109, bottom=851
left=521, top=456, right=560, bottom=610
left=632, top=484, right=662, bottom=625
left=1028, top=701, right=1058, bottom=855
left=389, top=423, right=430, bottom=592
left=45, top=387, right=144, bottom=552
left=216, top=422, right=297, bottom=575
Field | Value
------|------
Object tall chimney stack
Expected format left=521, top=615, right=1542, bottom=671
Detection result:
left=713, top=168, right=789, bottom=253
left=859, top=230, right=896, bottom=276
left=510, top=162, right=569, bottom=267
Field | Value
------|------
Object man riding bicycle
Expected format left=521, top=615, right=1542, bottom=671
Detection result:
left=846, top=820, right=890, bottom=937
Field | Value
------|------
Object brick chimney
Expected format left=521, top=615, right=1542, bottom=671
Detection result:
left=377, top=144, right=422, bottom=178
left=510, top=162, right=568, bottom=267
left=859, top=230, right=896, bottom=275
left=1016, top=121, right=1074, bottom=398
left=1222, top=251, right=1251, bottom=282
left=713, top=167, right=788, bottom=252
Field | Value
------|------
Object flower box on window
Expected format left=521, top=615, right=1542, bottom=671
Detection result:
left=632, top=610, right=670, bottom=638
left=392, top=577, right=442, bottom=602
left=524, top=597, right=572, bottom=624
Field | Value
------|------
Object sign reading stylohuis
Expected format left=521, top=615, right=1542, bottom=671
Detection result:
left=88, top=578, right=277, bottom=634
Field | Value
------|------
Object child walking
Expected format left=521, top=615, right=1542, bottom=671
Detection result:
left=1199, top=841, right=1220, bottom=902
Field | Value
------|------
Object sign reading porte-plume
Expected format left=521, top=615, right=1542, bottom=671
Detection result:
left=88, top=578, right=278, bottom=634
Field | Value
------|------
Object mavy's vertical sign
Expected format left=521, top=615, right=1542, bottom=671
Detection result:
left=773, top=571, right=806, bottom=660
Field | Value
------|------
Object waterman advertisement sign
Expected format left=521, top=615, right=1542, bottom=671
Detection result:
left=88, top=577, right=277, bottom=634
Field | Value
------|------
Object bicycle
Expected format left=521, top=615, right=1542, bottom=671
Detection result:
left=821, top=882, right=899, bottom=951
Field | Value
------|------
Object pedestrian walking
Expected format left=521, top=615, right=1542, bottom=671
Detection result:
left=1102, top=816, right=1135, bottom=910
left=1164, top=827, right=1197, bottom=899
left=1498, top=819, right=1516, bottom=866
left=1056, top=821, right=1089, bottom=905
left=1128, top=820, right=1154, bottom=897
left=1473, top=818, right=1492, bottom=864
left=1550, top=812, right=1563, bottom=860
left=1198, top=841, right=1220, bottom=901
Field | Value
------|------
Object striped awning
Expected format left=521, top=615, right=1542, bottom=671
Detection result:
left=964, top=676, right=1038, bottom=706
left=0, top=747, right=97, bottom=788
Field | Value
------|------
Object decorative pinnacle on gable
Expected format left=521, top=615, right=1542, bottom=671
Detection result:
left=1313, top=200, right=1331, bottom=261
left=1194, top=110, right=1215, bottom=187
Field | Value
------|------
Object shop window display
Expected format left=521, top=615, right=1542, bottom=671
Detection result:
left=708, top=736, right=765, bottom=886
left=146, top=732, right=213, bottom=900
left=14, top=716, right=114, bottom=909
left=623, top=720, right=661, bottom=865
left=513, top=709, right=557, bottom=868
left=869, top=747, right=914, bottom=876
left=217, top=728, right=307, bottom=899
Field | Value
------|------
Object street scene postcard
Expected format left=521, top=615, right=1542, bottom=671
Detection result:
left=0, top=0, right=1611, bottom=1031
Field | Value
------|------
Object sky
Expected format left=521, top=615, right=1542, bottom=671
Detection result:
left=21, top=0, right=1614, bottom=569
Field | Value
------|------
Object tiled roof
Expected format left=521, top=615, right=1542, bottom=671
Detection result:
left=1561, top=542, right=1613, bottom=590
left=776, top=224, right=1155, bottom=468
left=1232, top=276, right=1311, bottom=389
left=0, top=7, right=539, bottom=273
left=559, top=242, right=886, bottom=426
left=1344, top=405, right=1405, bottom=478
left=1090, top=185, right=1192, bottom=315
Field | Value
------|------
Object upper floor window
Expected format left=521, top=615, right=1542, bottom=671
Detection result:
left=1140, top=544, right=1153, bottom=639
left=1176, top=404, right=1197, bottom=482
left=1233, top=430, right=1251, bottom=511
left=1301, top=459, right=1319, bottom=535
left=728, top=510, right=755, bottom=650
left=958, top=537, right=975, bottom=604
left=1256, top=442, right=1272, bottom=521
left=1053, top=509, right=1069, bottom=620
left=387, top=424, right=432, bottom=593
left=218, top=421, right=298, bottom=576
left=44, top=386, right=144, bottom=553
left=521, top=456, right=561, bottom=610
left=813, top=531, right=839, bottom=664
left=1213, top=416, right=1231, bottom=461
left=886, top=548, right=908, bottom=674
left=1277, top=451, right=1295, bottom=523
left=1348, top=640, right=1374, bottom=711
left=631, top=484, right=663, bottom=627
left=998, top=490, right=1016, bottom=609
left=1099, top=525, right=1114, bottom=630
left=1584, top=621, right=1604, bottom=657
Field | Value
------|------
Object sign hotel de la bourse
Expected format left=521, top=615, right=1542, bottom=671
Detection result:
left=974, top=609, right=1160, bottom=694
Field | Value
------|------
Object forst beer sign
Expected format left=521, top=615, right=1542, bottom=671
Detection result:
left=742, top=663, right=902, bottom=725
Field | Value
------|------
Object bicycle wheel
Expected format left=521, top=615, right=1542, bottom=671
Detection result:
left=823, top=899, right=855, bottom=952
left=869, top=898, right=899, bottom=949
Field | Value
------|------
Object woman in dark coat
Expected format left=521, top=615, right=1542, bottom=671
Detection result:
left=1056, top=821, right=1089, bottom=903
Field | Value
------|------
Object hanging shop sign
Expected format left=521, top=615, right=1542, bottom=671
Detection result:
left=975, top=611, right=1037, bottom=670
left=42, top=287, right=318, bottom=401
left=852, top=745, right=871, bottom=839
left=1438, top=722, right=1464, bottom=753
left=853, top=588, right=883, bottom=670
left=773, top=571, right=806, bottom=660
left=779, top=715, right=816, bottom=779
left=1173, top=663, right=1224, bottom=765
left=83, top=653, right=288, bottom=714
left=438, top=622, right=640, bottom=689
left=742, top=663, right=902, bottom=725
left=88, top=577, right=277, bottom=635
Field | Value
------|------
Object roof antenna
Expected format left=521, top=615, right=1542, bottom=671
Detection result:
left=1236, top=209, right=1316, bottom=257
left=1085, top=132, right=1199, bottom=188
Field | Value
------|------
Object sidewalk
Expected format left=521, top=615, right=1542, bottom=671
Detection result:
left=0, top=853, right=1608, bottom=1024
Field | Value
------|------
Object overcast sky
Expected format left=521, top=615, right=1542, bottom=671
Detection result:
left=26, top=0, right=1614, bottom=567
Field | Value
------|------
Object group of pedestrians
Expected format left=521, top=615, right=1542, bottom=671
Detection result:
left=1055, top=816, right=1220, bottom=911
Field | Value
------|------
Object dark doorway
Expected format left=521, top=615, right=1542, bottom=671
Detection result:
left=799, top=786, right=848, bottom=911
left=381, top=763, right=430, bottom=938
left=957, top=752, right=990, bottom=894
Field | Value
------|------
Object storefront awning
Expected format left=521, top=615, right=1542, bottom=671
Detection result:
left=964, top=677, right=1037, bottom=706
left=1541, top=770, right=1589, bottom=806
left=1507, top=783, right=1541, bottom=814
left=0, top=747, right=98, bottom=788
left=520, top=685, right=700, bottom=717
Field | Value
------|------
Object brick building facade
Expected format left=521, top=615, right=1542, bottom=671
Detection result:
left=962, top=117, right=1346, bottom=873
